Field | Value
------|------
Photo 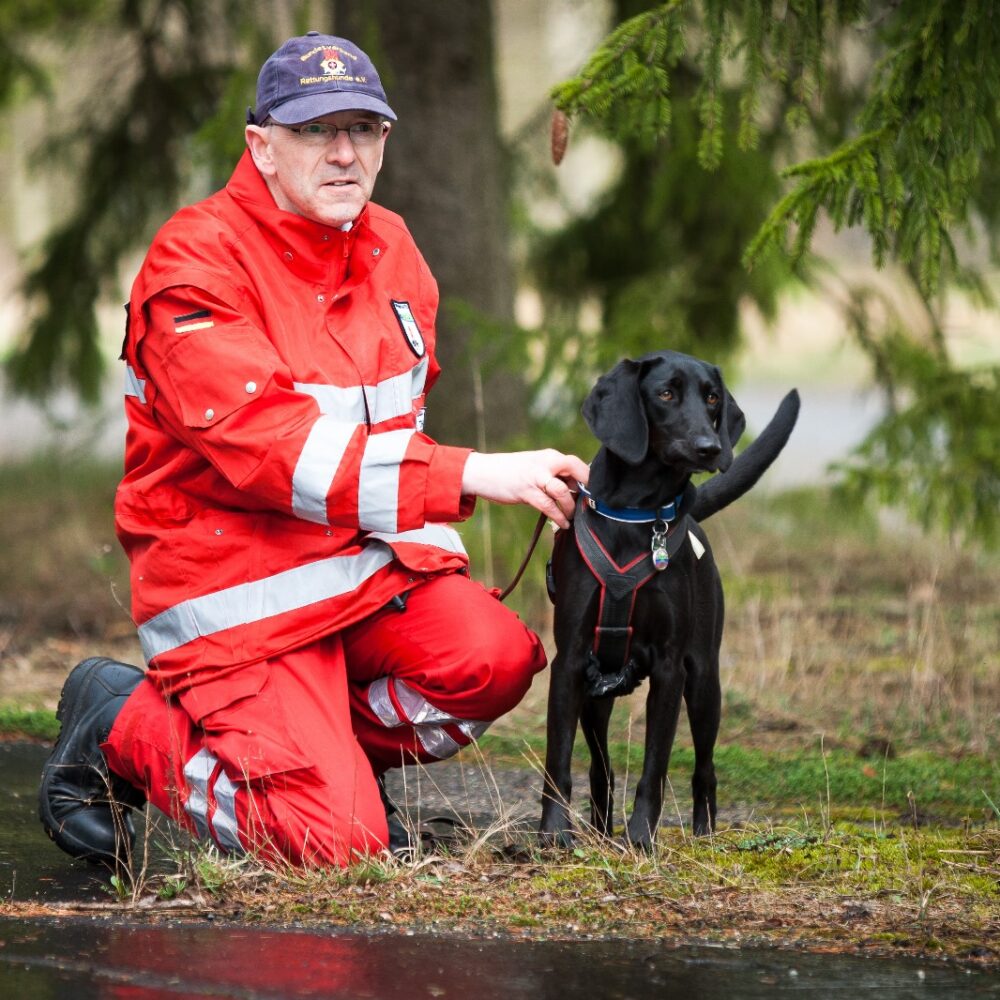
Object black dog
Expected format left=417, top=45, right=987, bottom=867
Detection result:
left=539, top=350, right=799, bottom=849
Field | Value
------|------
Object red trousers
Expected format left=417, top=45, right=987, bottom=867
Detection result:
left=103, top=574, right=545, bottom=867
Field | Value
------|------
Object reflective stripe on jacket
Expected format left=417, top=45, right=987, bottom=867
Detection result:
left=117, top=151, right=474, bottom=693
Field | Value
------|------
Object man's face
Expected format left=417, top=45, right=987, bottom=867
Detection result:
left=245, top=110, right=389, bottom=227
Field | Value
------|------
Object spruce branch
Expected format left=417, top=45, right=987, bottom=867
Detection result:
left=550, top=0, right=687, bottom=133
left=742, top=127, right=889, bottom=271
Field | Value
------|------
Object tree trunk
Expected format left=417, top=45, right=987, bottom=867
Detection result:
left=331, top=0, right=524, bottom=448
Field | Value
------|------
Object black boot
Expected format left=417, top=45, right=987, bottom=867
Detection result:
left=378, top=774, right=414, bottom=857
left=39, top=657, right=147, bottom=865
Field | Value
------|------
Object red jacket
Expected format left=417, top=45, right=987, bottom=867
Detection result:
left=117, top=151, right=474, bottom=698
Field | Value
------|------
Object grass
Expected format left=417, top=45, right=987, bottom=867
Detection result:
left=1, top=455, right=998, bottom=965
left=0, top=705, right=59, bottom=741
left=29, top=807, right=995, bottom=967
left=0, top=455, right=131, bottom=641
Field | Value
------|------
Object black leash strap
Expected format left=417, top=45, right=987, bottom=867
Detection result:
left=498, top=511, right=549, bottom=602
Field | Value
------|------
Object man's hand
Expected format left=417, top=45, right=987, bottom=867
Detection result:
left=461, top=450, right=590, bottom=530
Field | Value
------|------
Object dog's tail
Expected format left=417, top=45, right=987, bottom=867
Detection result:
left=691, top=389, right=800, bottom=522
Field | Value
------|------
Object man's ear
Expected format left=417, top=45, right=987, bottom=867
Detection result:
left=713, top=366, right=746, bottom=472
left=582, top=358, right=649, bottom=464
left=245, top=125, right=277, bottom=177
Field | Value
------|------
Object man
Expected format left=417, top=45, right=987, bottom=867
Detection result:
left=39, top=32, right=587, bottom=868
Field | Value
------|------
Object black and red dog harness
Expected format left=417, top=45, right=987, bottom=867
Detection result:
left=567, top=486, right=695, bottom=698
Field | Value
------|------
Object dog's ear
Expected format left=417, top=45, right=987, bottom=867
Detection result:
left=582, top=358, right=649, bottom=464
left=714, top=368, right=746, bottom=472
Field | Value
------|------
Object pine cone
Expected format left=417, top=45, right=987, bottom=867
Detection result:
left=550, top=108, right=569, bottom=166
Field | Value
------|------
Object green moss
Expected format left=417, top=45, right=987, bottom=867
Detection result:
left=869, top=931, right=913, bottom=945
left=963, top=875, right=1000, bottom=896
left=0, top=705, right=59, bottom=741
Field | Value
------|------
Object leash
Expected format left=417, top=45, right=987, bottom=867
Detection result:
left=498, top=511, right=549, bottom=602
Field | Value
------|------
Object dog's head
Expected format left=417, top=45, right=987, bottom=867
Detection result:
left=582, top=351, right=745, bottom=473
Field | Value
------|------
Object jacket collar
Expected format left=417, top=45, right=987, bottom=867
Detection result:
left=225, top=151, right=387, bottom=287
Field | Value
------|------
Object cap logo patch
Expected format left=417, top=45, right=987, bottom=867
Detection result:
left=320, top=48, right=347, bottom=77
left=391, top=300, right=425, bottom=358
left=298, top=45, right=367, bottom=88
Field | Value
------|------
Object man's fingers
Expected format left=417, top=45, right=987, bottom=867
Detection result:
left=563, top=455, right=590, bottom=488
left=538, top=492, right=571, bottom=529
left=533, top=475, right=577, bottom=528
left=546, top=477, right=576, bottom=520
left=532, top=456, right=585, bottom=528
left=543, top=451, right=589, bottom=489
left=539, top=451, right=589, bottom=490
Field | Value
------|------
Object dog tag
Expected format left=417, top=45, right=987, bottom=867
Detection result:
left=651, top=521, right=669, bottom=571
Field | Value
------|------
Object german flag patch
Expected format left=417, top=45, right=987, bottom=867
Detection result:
left=174, top=309, right=214, bottom=333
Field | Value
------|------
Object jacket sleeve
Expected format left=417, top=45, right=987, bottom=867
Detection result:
left=138, top=285, right=475, bottom=532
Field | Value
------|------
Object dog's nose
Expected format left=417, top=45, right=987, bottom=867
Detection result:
left=694, top=437, right=722, bottom=462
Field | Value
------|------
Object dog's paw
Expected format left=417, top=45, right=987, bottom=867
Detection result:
left=538, top=826, right=576, bottom=850
left=693, top=798, right=717, bottom=837
left=620, top=833, right=655, bottom=854
left=624, top=817, right=658, bottom=853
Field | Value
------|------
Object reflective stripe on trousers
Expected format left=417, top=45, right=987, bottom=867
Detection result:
left=182, top=748, right=244, bottom=854
left=366, top=676, right=490, bottom=759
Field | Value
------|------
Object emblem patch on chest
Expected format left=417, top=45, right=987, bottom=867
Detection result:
left=390, top=299, right=426, bottom=358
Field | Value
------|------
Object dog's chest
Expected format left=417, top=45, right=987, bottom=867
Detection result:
left=593, top=527, right=698, bottom=637
left=631, top=571, right=694, bottom=643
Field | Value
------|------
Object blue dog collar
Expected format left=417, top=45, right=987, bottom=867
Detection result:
left=577, top=483, right=685, bottom=524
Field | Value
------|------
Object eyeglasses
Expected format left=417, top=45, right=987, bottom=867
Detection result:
left=266, top=120, right=390, bottom=146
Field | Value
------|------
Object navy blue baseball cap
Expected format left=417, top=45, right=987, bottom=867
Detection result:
left=249, top=32, right=396, bottom=126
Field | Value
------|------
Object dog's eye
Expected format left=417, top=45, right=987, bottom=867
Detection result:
left=659, top=389, right=674, bottom=402
left=706, top=392, right=720, bottom=405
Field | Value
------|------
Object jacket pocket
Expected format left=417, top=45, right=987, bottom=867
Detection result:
left=163, top=326, right=279, bottom=429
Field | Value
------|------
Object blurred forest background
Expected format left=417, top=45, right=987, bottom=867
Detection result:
left=0, top=1, right=997, bottom=788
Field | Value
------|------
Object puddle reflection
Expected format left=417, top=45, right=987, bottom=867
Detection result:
left=1, top=916, right=994, bottom=999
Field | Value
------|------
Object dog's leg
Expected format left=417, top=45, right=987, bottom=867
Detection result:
left=539, top=651, right=585, bottom=847
left=625, top=658, right=685, bottom=851
left=685, top=652, right=721, bottom=836
left=581, top=695, right=615, bottom=837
